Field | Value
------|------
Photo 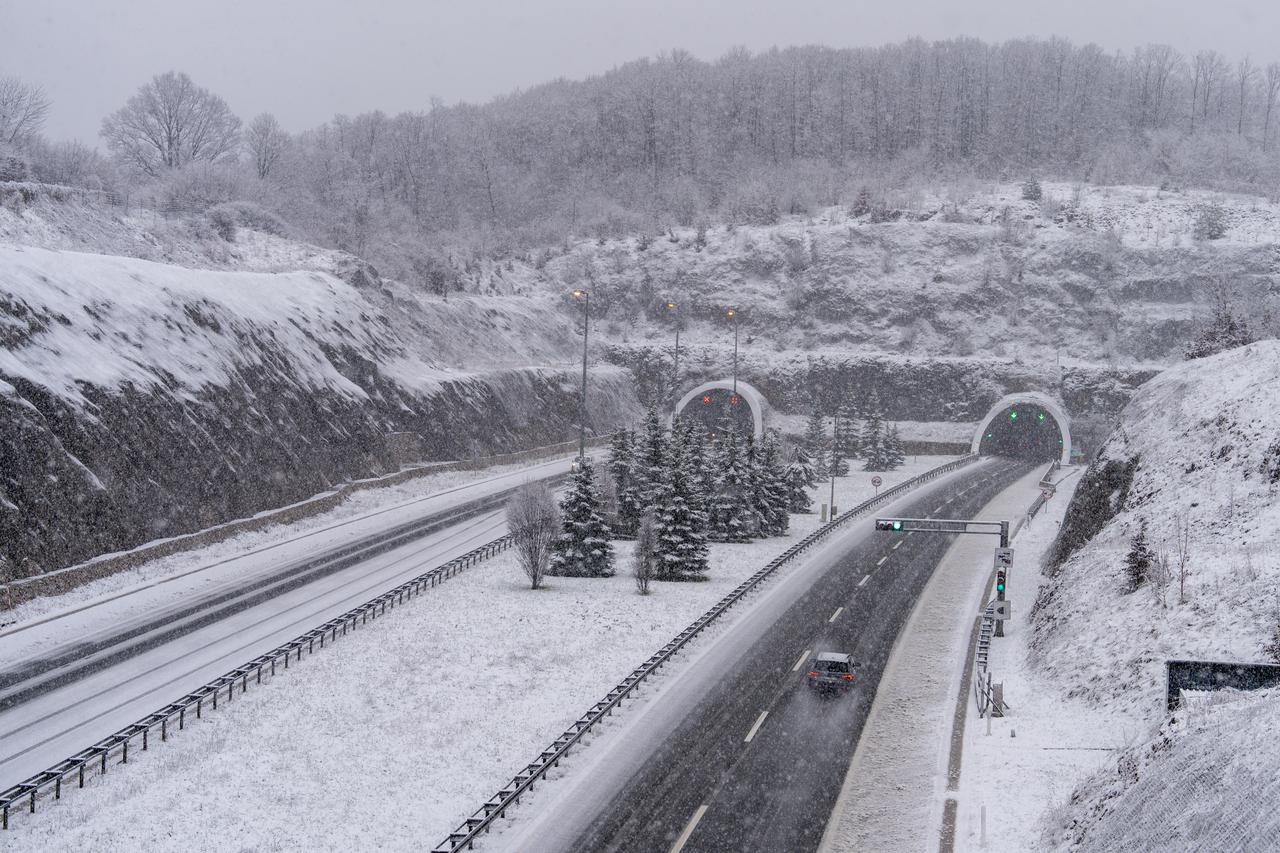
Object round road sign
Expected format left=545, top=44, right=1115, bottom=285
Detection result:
left=871, top=475, right=883, bottom=487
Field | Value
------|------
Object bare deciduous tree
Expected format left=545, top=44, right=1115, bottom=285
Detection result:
left=633, top=512, right=659, bottom=595
left=0, top=75, right=51, bottom=149
left=506, top=482, right=560, bottom=590
left=101, top=71, right=241, bottom=177
left=1174, top=514, right=1193, bottom=605
left=245, top=113, right=287, bottom=180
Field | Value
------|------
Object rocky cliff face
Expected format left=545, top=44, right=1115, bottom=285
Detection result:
left=0, top=246, right=639, bottom=577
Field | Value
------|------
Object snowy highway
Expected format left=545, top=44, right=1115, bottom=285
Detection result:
left=501, top=458, right=1031, bottom=853
left=0, top=455, right=578, bottom=792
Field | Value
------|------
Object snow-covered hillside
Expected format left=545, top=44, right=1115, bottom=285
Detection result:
left=1046, top=686, right=1280, bottom=852
left=1026, top=341, right=1280, bottom=848
left=474, top=181, right=1280, bottom=371
left=0, top=242, right=640, bottom=576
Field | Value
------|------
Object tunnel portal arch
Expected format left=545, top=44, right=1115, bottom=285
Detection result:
left=972, top=392, right=1071, bottom=465
left=674, top=379, right=768, bottom=439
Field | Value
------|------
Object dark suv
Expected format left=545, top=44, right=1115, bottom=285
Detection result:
left=806, top=652, right=856, bottom=693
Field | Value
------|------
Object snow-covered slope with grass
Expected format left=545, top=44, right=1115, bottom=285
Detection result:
left=1031, top=340, right=1280, bottom=714
left=1044, top=686, right=1280, bottom=852
left=1025, top=341, right=1280, bottom=848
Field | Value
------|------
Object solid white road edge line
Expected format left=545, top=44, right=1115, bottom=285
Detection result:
left=858, top=575, right=870, bottom=588
left=828, top=606, right=844, bottom=623
left=792, top=649, right=811, bottom=672
left=744, top=711, right=769, bottom=743
left=669, top=804, right=709, bottom=853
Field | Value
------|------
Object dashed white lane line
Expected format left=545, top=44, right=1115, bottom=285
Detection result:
left=829, top=606, right=844, bottom=623
left=892, top=540, right=903, bottom=550
left=744, top=711, right=769, bottom=743
left=670, top=804, right=709, bottom=853
left=792, top=649, right=811, bottom=672
left=858, top=574, right=870, bottom=588
left=876, top=556, right=888, bottom=566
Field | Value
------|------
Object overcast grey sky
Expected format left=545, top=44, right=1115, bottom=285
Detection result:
left=4, top=0, right=1278, bottom=144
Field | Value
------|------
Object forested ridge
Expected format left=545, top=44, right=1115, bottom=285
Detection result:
left=8, top=36, right=1280, bottom=280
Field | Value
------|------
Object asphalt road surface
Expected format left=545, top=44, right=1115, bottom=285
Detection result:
left=565, top=457, right=1031, bottom=853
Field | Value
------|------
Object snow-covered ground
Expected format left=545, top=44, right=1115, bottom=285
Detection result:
left=949, top=471, right=1136, bottom=853
left=819, top=462, right=1073, bottom=853
left=950, top=341, right=1280, bottom=851
left=1, top=456, right=960, bottom=850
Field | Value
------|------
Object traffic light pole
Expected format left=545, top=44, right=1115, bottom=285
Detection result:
left=875, top=517, right=1012, bottom=635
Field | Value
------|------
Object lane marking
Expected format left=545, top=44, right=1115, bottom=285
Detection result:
left=792, top=649, right=811, bottom=672
left=876, top=556, right=887, bottom=566
left=858, top=574, right=870, bottom=588
left=670, top=804, right=709, bottom=853
left=892, top=540, right=903, bottom=550
left=744, top=711, right=769, bottom=743
left=828, top=606, right=844, bottom=623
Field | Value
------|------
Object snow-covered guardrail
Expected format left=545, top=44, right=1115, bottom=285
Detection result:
left=0, top=534, right=515, bottom=830
left=433, top=454, right=982, bottom=852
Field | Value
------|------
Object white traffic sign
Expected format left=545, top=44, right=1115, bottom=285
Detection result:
left=992, top=600, right=1012, bottom=620
left=994, top=547, right=1014, bottom=569
left=870, top=475, right=883, bottom=487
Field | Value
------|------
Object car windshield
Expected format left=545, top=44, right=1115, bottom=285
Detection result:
left=815, top=659, right=849, bottom=673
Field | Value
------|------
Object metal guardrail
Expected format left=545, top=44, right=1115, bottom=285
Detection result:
left=433, top=454, right=981, bottom=852
left=0, top=534, right=516, bottom=830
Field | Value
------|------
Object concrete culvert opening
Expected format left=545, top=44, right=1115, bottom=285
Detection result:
left=978, top=403, right=1064, bottom=462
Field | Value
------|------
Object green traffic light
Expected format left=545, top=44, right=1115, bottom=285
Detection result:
left=1010, top=410, right=1018, bottom=420
left=892, top=520, right=902, bottom=531
left=1037, top=412, right=1046, bottom=421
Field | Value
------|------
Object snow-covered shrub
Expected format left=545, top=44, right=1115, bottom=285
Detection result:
left=210, top=200, right=288, bottom=236
left=1192, top=202, right=1227, bottom=240
left=1184, top=296, right=1255, bottom=360
left=206, top=205, right=237, bottom=241
left=1021, top=177, right=1043, bottom=201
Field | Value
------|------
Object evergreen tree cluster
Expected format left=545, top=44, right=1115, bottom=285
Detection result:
left=800, top=390, right=907, bottom=476
left=604, top=408, right=794, bottom=580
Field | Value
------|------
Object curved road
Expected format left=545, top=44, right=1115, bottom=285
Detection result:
left=561, top=458, right=1031, bottom=853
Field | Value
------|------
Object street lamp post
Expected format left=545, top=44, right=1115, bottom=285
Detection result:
left=667, top=301, right=680, bottom=413
left=572, top=289, right=589, bottom=459
left=828, top=410, right=839, bottom=518
left=727, top=307, right=738, bottom=396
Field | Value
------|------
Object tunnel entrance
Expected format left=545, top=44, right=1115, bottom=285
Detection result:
left=978, top=403, right=1064, bottom=462
left=674, top=380, right=768, bottom=439
left=678, top=387, right=756, bottom=437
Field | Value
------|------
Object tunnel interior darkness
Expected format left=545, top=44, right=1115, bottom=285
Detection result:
left=978, top=403, right=1064, bottom=462
left=677, top=387, right=756, bottom=437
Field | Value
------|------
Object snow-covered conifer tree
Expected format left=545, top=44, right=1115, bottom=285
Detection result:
left=861, top=392, right=890, bottom=471
left=884, top=423, right=907, bottom=470
left=803, top=409, right=830, bottom=479
left=548, top=457, right=614, bottom=577
left=760, top=430, right=791, bottom=535
left=654, top=420, right=709, bottom=580
left=708, top=426, right=756, bottom=542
